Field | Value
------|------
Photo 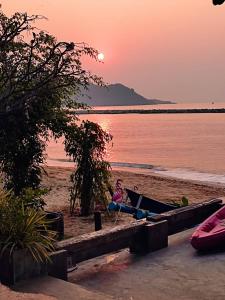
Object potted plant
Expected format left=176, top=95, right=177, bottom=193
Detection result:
left=0, top=188, right=56, bottom=286
left=21, top=188, right=64, bottom=240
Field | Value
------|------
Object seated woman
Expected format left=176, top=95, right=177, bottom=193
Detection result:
left=112, top=179, right=124, bottom=203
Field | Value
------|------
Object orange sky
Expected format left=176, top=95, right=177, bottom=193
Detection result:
left=2, top=1, right=225, bottom=103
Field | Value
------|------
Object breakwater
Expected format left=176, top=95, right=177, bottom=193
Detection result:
left=76, top=108, right=225, bottom=115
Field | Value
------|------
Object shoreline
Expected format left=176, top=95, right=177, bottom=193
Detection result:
left=47, top=159, right=225, bottom=186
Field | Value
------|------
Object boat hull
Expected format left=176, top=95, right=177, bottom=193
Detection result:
left=126, top=189, right=177, bottom=213
left=191, top=205, right=225, bottom=251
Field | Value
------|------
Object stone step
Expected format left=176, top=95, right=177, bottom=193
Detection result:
left=14, top=276, right=113, bottom=300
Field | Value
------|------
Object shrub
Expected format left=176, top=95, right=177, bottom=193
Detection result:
left=0, top=189, right=55, bottom=262
left=171, top=196, right=189, bottom=207
left=65, top=121, right=112, bottom=216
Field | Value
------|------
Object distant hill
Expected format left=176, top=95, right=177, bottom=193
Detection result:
left=77, top=83, right=175, bottom=106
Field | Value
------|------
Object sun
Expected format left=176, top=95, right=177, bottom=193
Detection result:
left=97, top=52, right=104, bottom=61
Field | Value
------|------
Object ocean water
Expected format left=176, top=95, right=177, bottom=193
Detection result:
left=47, top=103, right=225, bottom=185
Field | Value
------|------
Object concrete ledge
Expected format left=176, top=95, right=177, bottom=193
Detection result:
left=0, top=249, right=47, bottom=286
left=56, top=220, right=147, bottom=264
left=147, top=198, right=222, bottom=234
left=130, top=220, right=168, bottom=254
left=54, top=199, right=222, bottom=266
left=14, top=276, right=113, bottom=300
left=48, top=250, right=68, bottom=281
left=0, top=249, right=68, bottom=286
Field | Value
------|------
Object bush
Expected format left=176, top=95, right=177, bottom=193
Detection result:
left=65, top=121, right=112, bottom=216
left=171, top=196, right=189, bottom=207
left=0, top=189, right=55, bottom=262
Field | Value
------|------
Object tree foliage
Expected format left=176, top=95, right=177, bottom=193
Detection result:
left=0, top=10, right=102, bottom=194
left=65, top=121, right=112, bottom=216
left=213, top=0, right=225, bottom=5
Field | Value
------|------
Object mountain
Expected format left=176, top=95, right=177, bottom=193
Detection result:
left=77, top=83, right=175, bottom=106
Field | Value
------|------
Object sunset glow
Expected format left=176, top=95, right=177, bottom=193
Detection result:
left=2, top=1, right=225, bottom=102
left=97, top=53, right=105, bottom=61
left=3, top=2, right=225, bottom=291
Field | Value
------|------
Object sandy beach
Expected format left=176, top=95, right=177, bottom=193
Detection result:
left=3, top=168, right=225, bottom=300
left=42, top=166, right=225, bottom=238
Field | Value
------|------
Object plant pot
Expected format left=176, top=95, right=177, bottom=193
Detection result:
left=45, top=211, right=64, bottom=240
left=0, top=249, right=47, bottom=286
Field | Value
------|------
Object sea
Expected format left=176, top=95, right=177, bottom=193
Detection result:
left=47, top=102, right=225, bottom=185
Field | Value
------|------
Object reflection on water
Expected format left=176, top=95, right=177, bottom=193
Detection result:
left=97, top=117, right=111, bottom=132
left=46, top=104, right=225, bottom=182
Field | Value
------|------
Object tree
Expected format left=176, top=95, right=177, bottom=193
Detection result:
left=213, top=0, right=225, bottom=5
left=0, top=10, right=102, bottom=195
left=64, top=121, right=112, bottom=216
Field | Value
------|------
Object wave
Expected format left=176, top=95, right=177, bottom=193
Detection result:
left=47, top=158, right=155, bottom=170
left=47, top=158, right=225, bottom=185
left=110, top=162, right=154, bottom=169
left=112, top=163, right=225, bottom=185
left=154, top=168, right=225, bottom=185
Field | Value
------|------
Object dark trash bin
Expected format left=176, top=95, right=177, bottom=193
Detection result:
left=45, top=211, right=64, bottom=240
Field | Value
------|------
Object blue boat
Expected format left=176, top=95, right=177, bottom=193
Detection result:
left=108, top=201, right=156, bottom=220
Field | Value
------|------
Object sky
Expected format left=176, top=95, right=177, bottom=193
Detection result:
left=2, top=0, right=225, bottom=103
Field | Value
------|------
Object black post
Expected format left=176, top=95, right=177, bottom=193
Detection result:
left=94, top=211, right=102, bottom=231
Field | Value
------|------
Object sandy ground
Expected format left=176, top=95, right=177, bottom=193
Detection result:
left=0, top=284, right=55, bottom=299
left=3, top=166, right=225, bottom=299
left=42, top=166, right=225, bottom=238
